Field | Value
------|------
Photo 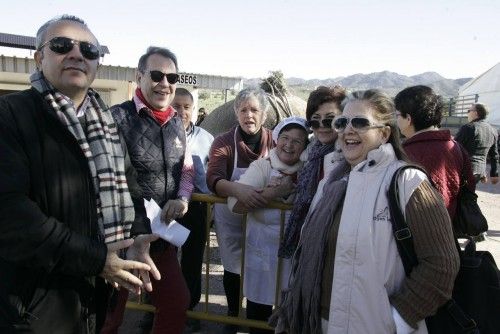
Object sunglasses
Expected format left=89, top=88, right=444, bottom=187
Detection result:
left=38, top=36, right=100, bottom=60
left=148, top=70, right=179, bottom=84
left=306, top=118, right=334, bottom=129
left=333, top=116, right=385, bottom=133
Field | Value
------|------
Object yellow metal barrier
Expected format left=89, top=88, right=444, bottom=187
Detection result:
left=126, top=192, right=292, bottom=331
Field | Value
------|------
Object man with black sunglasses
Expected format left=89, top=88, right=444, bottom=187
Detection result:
left=102, top=46, right=194, bottom=334
left=0, top=15, right=159, bottom=333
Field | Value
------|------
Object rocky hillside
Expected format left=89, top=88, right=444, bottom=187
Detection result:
left=247, top=71, right=471, bottom=98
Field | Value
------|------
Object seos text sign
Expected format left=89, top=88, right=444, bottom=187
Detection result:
left=178, top=73, right=198, bottom=85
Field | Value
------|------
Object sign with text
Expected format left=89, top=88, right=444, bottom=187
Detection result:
left=178, top=73, right=198, bottom=85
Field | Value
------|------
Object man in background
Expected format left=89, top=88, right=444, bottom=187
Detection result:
left=172, top=88, right=214, bottom=331
left=455, top=103, right=498, bottom=184
left=196, top=107, right=207, bottom=126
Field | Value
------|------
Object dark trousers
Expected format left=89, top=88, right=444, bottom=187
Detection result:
left=223, top=270, right=241, bottom=315
left=179, top=201, right=208, bottom=309
left=246, top=299, right=273, bottom=334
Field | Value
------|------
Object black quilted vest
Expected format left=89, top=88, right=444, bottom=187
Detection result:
left=111, top=100, right=186, bottom=206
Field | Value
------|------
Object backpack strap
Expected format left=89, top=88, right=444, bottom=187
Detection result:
left=387, top=164, right=428, bottom=275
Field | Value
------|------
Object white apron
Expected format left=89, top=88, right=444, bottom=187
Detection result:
left=214, top=128, right=266, bottom=274
left=243, top=189, right=291, bottom=305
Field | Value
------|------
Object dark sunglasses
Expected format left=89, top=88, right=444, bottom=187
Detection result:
left=333, top=116, right=385, bottom=133
left=306, top=118, right=334, bottom=129
left=38, top=36, right=100, bottom=60
left=149, top=70, right=179, bottom=84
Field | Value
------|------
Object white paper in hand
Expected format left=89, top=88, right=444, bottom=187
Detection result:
left=143, top=198, right=190, bottom=247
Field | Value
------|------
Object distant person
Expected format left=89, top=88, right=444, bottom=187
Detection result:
left=395, top=85, right=476, bottom=223
left=0, top=15, right=156, bottom=333
left=102, top=46, right=194, bottom=334
left=206, top=87, right=274, bottom=334
left=196, top=107, right=207, bottom=126
left=172, top=88, right=214, bottom=332
left=455, top=103, right=498, bottom=184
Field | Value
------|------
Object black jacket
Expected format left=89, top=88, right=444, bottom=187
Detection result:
left=455, top=119, right=498, bottom=177
left=0, top=88, right=148, bottom=333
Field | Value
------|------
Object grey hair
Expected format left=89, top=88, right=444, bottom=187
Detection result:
left=138, top=46, right=178, bottom=73
left=233, top=87, right=269, bottom=115
left=36, top=15, right=98, bottom=50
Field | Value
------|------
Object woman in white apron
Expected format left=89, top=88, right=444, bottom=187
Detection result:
left=206, top=87, right=274, bottom=333
left=227, top=117, right=309, bottom=334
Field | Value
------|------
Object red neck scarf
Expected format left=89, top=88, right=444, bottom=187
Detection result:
left=135, top=87, right=174, bottom=125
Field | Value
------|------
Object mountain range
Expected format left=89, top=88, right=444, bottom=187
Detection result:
left=248, top=71, right=472, bottom=98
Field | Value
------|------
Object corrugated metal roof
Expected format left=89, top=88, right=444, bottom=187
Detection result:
left=0, top=32, right=110, bottom=55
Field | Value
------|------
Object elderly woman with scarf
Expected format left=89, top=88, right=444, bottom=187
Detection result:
left=271, top=90, right=459, bottom=334
left=227, top=117, right=309, bottom=334
left=278, top=86, right=346, bottom=259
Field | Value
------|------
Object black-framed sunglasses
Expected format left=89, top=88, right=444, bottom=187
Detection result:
left=38, top=36, right=101, bottom=60
left=148, top=70, right=179, bottom=84
left=333, top=116, right=385, bottom=133
left=306, top=118, right=334, bottom=129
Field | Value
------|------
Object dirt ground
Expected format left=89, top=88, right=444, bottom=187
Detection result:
left=118, top=175, right=500, bottom=334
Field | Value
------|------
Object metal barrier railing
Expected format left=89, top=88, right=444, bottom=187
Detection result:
left=126, top=192, right=292, bottom=330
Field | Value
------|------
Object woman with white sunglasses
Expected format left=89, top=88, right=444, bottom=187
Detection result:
left=272, top=90, right=459, bottom=334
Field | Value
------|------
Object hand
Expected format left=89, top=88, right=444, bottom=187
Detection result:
left=267, top=175, right=282, bottom=188
left=271, top=176, right=296, bottom=198
left=161, top=199, right=188, bottom=222
left=491, top=176, right=499, bottom=185
left=100, top=239, right=152, bottom=295
left=234, top=183, right=268, bottom=210
left=126, top=234, right=161, bottom=292
left=480, top=176, right=488, bottom=183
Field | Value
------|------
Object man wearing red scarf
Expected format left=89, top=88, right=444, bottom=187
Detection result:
left=102, top=47, right=194, bottom=334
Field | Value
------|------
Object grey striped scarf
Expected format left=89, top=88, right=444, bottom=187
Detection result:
left=31, top=71, right=134, bottom=243
left=270, top=160, right=349, bottom=334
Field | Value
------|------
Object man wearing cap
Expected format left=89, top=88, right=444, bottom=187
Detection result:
left=102, top=47, right=194, bottom=334
left=0, top=15, right=157, bottom=333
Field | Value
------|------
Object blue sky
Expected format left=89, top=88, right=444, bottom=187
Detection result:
left=0, top=0, right=498, bottom=79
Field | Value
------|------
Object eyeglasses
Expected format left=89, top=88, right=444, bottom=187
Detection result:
left=38, top=36, right=100, bottom=60
left=333, top=116, right=385, bottom=133
left=148, top=70, right=179, bottom=84
left=306, top=118, right=334, bottom=129
left=467, top=109, right=475, bottom=113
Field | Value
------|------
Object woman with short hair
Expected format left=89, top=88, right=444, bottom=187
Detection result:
left=395, top=85, right=475, bottom=223
left=206, top=87, right=274, bottom=333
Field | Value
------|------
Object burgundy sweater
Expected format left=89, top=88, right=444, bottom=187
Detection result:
left=402, top=129, right=475, bottom=220
left=206, top=126, right=274, bottom=194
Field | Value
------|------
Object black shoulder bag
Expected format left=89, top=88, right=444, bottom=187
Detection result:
left=388, top=165, right=500, bottom=334
left=452, top=142, right=489, bottom=236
